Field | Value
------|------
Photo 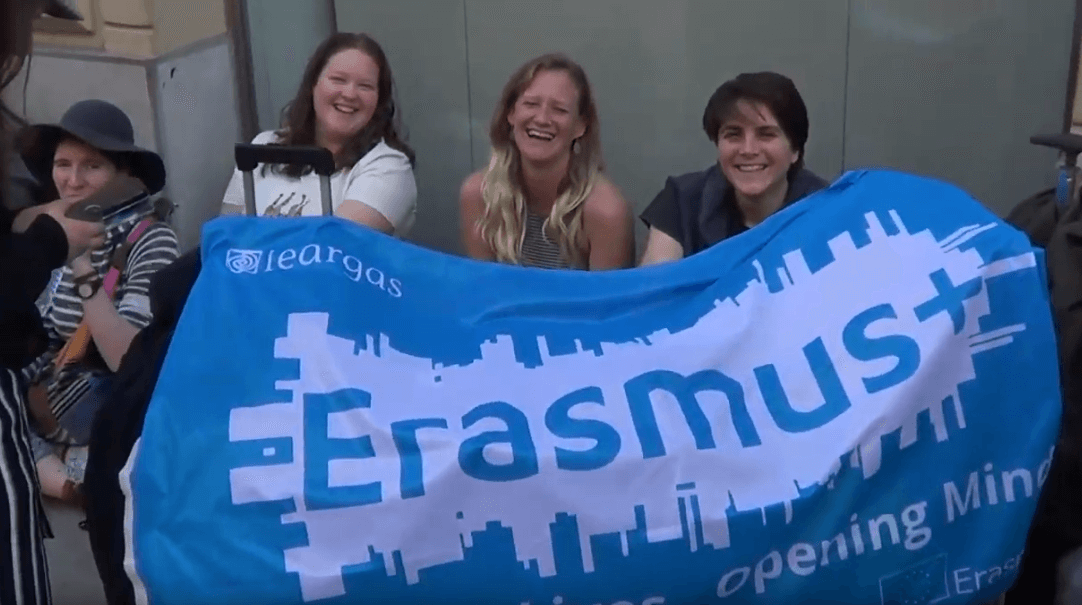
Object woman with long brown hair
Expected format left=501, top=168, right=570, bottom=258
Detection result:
left=458, top=53, right=634, bottom=270
left=220, top=32, right=417, bottom=235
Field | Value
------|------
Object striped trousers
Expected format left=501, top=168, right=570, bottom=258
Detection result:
left=0, top=368, right=51, bottom=605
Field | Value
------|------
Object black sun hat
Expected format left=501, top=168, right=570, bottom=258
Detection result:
left=20, top=99, right=166, bottom=195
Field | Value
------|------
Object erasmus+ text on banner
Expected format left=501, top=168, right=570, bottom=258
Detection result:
left=122, top=170, right=1060, bottom=605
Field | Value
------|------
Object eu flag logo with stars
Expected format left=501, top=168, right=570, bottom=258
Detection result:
left=879, top=554, right=950, bottom=605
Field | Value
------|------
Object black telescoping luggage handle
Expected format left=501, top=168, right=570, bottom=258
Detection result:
left=234, top=143, right=336, bottom=216
left=1031, top=133, right=1082, bottom=167
left=234, top=144, right=336, bottom=175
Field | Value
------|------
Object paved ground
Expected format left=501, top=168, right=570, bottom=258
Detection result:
left=43, top=500, right=106, bottom=605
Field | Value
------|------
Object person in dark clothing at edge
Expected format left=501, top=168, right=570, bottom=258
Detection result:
left=1, top=1, right=109, bottom=603
left=639, top=71, right=829, bottom=265
left=2, top=0, right=102, bottom=370
left=84, top=246, right=199, bottom=605
left=5, top=154, right=46, bottom=213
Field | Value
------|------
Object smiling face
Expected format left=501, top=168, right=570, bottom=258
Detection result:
left=52, top=138, right=121, bottom=203
left=716, top=99, right=800, bottom=200
left=312, top=48, right=380, bottom=150
left=506, top=69, right=587, bottom=166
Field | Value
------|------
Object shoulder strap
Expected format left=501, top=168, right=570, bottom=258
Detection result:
left=53, top=218, right=156, bottom=371
left=103, top=218, right=155, bottom=297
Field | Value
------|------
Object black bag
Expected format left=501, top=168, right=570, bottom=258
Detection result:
left=84, top=249, right=199, bottom=605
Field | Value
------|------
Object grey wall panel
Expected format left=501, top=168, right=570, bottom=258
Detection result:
left=261, top=0, right=1078, bottom=254
left=153, top=38, right=241, bottom=250
left=335, top=0, right=474, bottom=254
left=844, top=0, right=1076, bottom=215
left=246, top=0, right=336, bottom=133
left=463, top=0, right=850, bottom=249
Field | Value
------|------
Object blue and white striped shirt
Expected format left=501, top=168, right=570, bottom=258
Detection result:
left=23, top=211, right=179, bottom=420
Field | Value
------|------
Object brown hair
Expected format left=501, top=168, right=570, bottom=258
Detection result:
left=265, top=32, right=414, bottom=179
left=702, top=71, right=810, bottom=181
left=0, top=0, right=35, bottom=97
left=1, top=0, right=38, bottom=199
left=477, top=53, right=604, bottom=267
left=487, top=53, right=602, bottom=171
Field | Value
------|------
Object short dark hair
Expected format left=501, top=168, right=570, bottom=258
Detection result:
left=702, top=72, right=810, bottom=177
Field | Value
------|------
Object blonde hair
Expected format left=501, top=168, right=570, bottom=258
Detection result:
left=478, top=53, right=604, bottom=267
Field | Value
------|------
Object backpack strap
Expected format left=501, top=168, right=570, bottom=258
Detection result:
left=104, top=218, right=155, bottom=296
left=53, top=218, right=156, bottom=370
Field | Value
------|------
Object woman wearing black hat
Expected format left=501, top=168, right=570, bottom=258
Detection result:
left=17, top=99, right=179, bottom=507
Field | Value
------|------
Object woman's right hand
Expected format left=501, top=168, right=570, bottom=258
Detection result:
left=41, top=198, right=107, bottom=261
left=12, top=198, right=106, bottom=259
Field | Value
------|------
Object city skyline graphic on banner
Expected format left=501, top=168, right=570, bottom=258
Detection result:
left=219, top=205, right=1038, bottom=604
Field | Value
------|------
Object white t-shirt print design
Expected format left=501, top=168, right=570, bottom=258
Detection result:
left=221, top=130, right=418, bottom=236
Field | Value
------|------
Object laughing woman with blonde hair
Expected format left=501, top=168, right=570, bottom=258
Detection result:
left=459, top=53, right=633, bottom=270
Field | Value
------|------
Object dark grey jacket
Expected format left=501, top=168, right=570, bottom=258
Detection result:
left=640, top=164, right=829, bottom=257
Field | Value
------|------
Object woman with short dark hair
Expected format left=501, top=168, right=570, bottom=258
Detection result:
left=640, top=71, right=829, bottom=265
left=17, top=99, right=179, bottom=508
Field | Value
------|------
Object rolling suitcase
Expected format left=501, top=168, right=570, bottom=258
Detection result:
left=233, top=142, right=337, bottom=217
left=83, top=143, right=336, bottom=605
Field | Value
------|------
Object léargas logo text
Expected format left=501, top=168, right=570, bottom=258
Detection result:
left=226, top=244, right=403, bottom=298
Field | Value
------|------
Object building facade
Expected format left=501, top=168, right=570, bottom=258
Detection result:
left=4, top=0, right=241, bottom=249
left=8, top=0, right=1082, bottom=254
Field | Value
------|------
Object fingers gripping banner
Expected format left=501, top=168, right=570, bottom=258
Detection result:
left=124, top=170, right=1060, bottom=605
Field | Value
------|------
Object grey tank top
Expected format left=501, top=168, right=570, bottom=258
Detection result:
left=519, top=211, right=575, bottom=269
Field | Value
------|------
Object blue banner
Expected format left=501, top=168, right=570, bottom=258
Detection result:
left=123, top=169, right=1061, bottom=605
